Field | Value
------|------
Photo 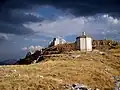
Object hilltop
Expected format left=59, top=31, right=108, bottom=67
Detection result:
left=0, top=48, right=120, bottom=90
left=16, top=39, right=120, bottom=65
left=0, top=40, right=120, bottom=90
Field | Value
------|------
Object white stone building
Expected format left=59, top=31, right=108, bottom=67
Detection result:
left=49, top=37, right=66, bottom=46
left=76, top=32, right=92, bottom=52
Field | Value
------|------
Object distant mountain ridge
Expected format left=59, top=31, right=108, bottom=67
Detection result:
left=0, top=59, right=18, bottom=65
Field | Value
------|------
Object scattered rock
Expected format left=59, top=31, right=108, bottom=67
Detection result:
left=39, top=75, right=44, bottom=78
left=62, top=83, right=90, bottom=90
left=71, top=55, right=81, bottom=58
left=99, top=52, right=105, bottom=55
left=71, top=83, right=88, bottom=90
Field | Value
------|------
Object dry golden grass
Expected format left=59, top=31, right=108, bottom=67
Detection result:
left=0, top=50, right=120, bottom=90
left=109, top=48, right=120, bottom=57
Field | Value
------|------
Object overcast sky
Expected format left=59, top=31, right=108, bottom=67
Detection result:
left=0, top=0, right=120, bottom=60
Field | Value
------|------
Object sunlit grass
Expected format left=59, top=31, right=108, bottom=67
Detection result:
left=0, top=50, right=120, bottom=90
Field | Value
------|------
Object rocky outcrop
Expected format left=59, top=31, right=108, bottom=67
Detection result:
left=92, top=40, right=119, bottom=46
left=92, top=40, right=120, bottom=51
left=43, top=43, right=76, bottom=55
left=16, top=50, right=44, bottom=65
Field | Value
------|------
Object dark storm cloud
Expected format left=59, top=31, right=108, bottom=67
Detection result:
left=0, top=22, right=34, bottom=35
left=0, top=10, right=42, bottom=35
left=0, top=9, right=43, bottom=24
left=0, top=0, right=44, bottom=35
left=0, top=0, right=120, bottom=35
left=1, top=0, right=119, bottom=16
left=1, top=0, right=120, bottom=16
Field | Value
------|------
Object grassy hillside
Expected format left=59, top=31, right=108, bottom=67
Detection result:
left=0, top=50, right=120, bottom=90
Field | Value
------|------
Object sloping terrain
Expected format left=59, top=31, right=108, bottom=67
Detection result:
left=0, top=50, right=120, bottom=90
left=16, top=40, right=120, bottom=65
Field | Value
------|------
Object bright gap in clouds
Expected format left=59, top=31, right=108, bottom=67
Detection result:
left=24, top=14, right=120, bottom=40
left=35, top=6, right=65, bottom=20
